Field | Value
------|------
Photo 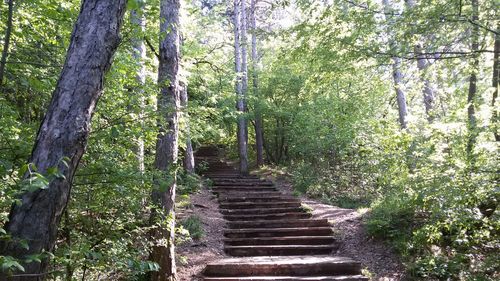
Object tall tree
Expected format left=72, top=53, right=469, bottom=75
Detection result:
left=234, top=0, right=249, bottom=174
left=405, top=0, right=437, bottom=121
left=0, top=0, right=127, bottom=278
left=0, top=0, right=14, bottom=85
left=180, top=83, right=195, bottom=173
left=491, top=23, right=499, bottom=142
left=466, top=0, right=480, bottom=156
left=251, top=0, right=264, bottom=166
left=130, top=0, right=146, bottom=173
left=150, top=0, right=181, bottom=279
left=383, top=0, right=408, bottom=129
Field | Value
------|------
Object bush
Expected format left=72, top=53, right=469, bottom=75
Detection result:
left=180, top=215, right=204, bottom=240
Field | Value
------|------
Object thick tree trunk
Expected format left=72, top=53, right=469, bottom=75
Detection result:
left=0, top=0, right=14, bottom=85
left=492, top=23, right=499, bottom=142
left=131, top=0, right=146, bottom=173
left=467, top=0, right=479, bottom=156
left=250, top=0, right=264, bottom=166
left=150, top=0, right=181, bottom=280
left=383, top=0, right=408, bottom=129
left=234, top=0, right=249, bottom=174
left=180, top=84, right=195, bottom=173
left=0, top=0, right=126, bottom=278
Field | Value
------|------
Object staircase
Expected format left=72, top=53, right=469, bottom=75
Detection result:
left=196, top=147, right=368, bottom=281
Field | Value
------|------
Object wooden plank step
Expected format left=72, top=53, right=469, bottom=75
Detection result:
left=225, top=244, right=336, bottom=256
left=212, top=178, right=268, bottom=183
left=203, top=256, right=362, bottom=277
left=224, top=227, right=333, bottom=238
left=224, top=212, right=311, bottom=221
left=218, top=191, right=284, bottom=198
left=220, top=207, right=305, bottom=216
left=224, top=236, right=336, bottom=246
left=227, top=219, right=329, bottom=229
left=213, top=182, right=274, bottom=186
left=208, top=175, right=260, bottom=179
left=212, top=187, right=277, bottom=193
left=220, top=201, right=302, bottom=210
left=219, top=196, right=299, bottom=203
left=204, top=275, right=368, bottom=281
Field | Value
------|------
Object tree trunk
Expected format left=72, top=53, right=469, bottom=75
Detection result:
left=415, top=44, right=436, bottom=121
left=466, top=0, right=479, bottom=156
left=0, top=0, right=14, bottom=85
left=0, top=0, right=126, bottom=278
left=405, top=0, right=436, bottom=121
left=150, top=0, right=181, bottom=280
left=180, top=84, right=195, bottom=173
left=234, top=0, right=249, bottom=174
left=383, top=0, right=408, bottom=129
left=492, top=23, right=499, bottom=142
left=130, top=0, right=146, bottom=173
left=250, top=0, right=264, bottom=166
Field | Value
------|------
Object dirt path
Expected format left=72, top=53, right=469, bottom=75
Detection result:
left=176, top=187, right=226, bottom=281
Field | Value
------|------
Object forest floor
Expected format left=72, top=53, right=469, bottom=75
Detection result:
left=176, top=166, right=406, bottom=281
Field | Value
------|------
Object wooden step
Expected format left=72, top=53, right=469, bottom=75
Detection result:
left=219, top=196, right=298, bottom=203
left=218, top=191, right=284, bottom=198
left=212, top=187, right=277, bottom=193
left=225, top=244, right=336, bottom=256
left=224, top=236, right=336, bottom=246
left=227, top=219, right=329, bottom=229
left=220, top=201, right=302, bottom=210
left=205, top=174, right=260, bottom=178
left=204, top=275, right=369, bottom=281
left=220, top=207, right=305, bottom=216
left=224, top=212, right=311, bottom=221
left=213, top=181, right=274, bottom=186
left=203, top=256, right=362, bottom=277
left=212, top=178, right=268, bottom=183
left=224, top=227, right=333, bottom=238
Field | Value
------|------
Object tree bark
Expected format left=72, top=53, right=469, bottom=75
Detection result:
left=0, top=0, right=14, bottom=85
left=467, top=0, right=479, bottom=156
left=405, top=0, right=436, bottom=121
left=150, top=0, right=181, bottom=280
left=130, top=0, right=146, bottom=173
left=234, top=0, right=249, bottom=174
left=383, top=0, right=408, bottom=129
left=492, top=23, right=499, bottom=142
left=250, top=0, right=264, bottom=166
left=180, top=84, right=195, bottom=173
left=0, top=0, right=126, bottom=278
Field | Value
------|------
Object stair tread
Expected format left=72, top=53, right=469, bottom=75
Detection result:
left=225, top=227, right=332, bottom=233
left=204, top=275, right=368, bottom=280
left=204, top=256, right=362, bottom=277
left=221, top=207, right=305, bottom=213
left=225, top=244, right=335, bottom=249
left=225, top=235, right=334, bottom=241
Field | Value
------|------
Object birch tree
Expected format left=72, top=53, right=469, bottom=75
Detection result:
left=383, top=0, right=408, bottom=129
left=130, top=0, right=146, bottom=173
left=466, top=0, right=479, bottom=157
left=251, top=0, right=264, bottom=166
left=234, top=0, right=249, bottom=174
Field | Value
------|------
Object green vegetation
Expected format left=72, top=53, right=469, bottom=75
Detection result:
left=0, top=0, right=498, bottom=280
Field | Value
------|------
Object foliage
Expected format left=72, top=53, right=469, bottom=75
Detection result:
left=180, top=215, right=204, bottom=241
left=0, top=0, right=498, bottom=279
